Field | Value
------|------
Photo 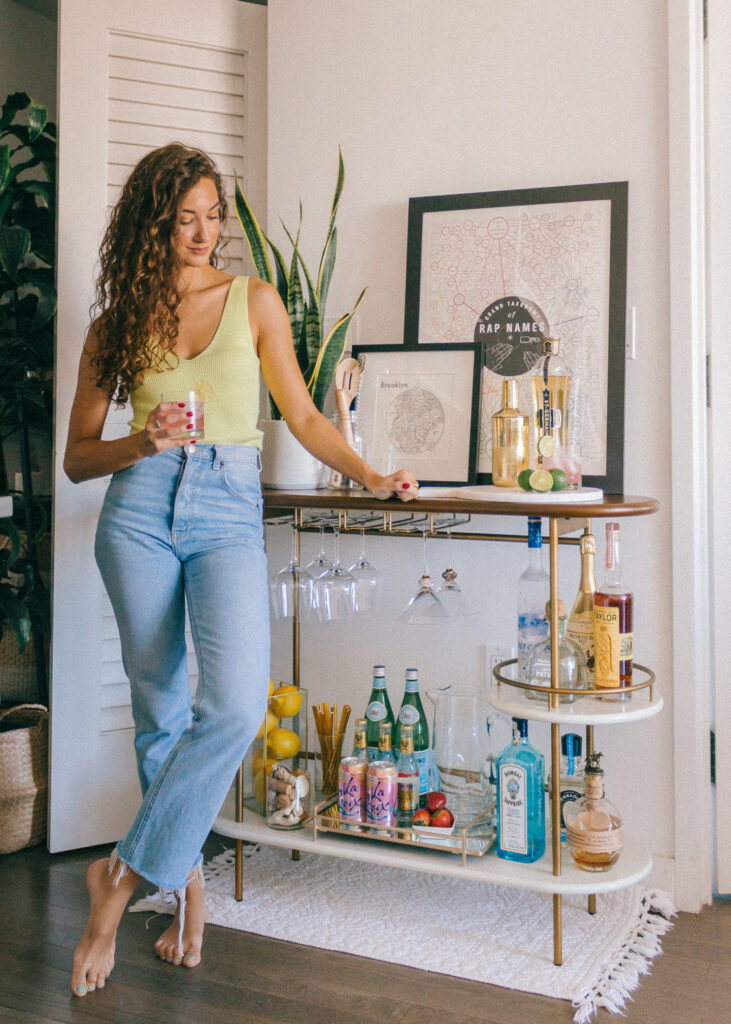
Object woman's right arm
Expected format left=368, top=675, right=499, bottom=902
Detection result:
left=63, top=326, right=190, bottom=483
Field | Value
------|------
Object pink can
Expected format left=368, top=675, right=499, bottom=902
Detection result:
left=338, top=757, right=367, bottom=823
left=366, top=760, right=397, bottom=827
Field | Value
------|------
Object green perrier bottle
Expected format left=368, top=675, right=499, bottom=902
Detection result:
left=393, top=668, right=430, bottom=805
left=365, top=665, right=394, bottom=761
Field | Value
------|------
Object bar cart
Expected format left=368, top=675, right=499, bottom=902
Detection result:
left=213, top=488, right=661, bottom=966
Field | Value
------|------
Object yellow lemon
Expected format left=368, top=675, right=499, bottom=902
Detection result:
left=270, top=684, right=302, bottom=718
left=267, top=727, right=301, bottom=760
left=250, top=745, right=273, bottom=776
left=268, top=678, right=276, bottom=697
left=255, top=710, right=279, bottom=740
left=253, top=769, right=266, bottom=808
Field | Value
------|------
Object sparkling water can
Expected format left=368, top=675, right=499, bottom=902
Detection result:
left=366, top=760, right=397, bottom=827
left=338, top=757, right=367, bottom=823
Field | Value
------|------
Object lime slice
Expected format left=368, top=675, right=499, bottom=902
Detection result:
left=550, top=468, right=569, bottom=491
left=537, top=434, right=556, bottom=457
left=529, top=469, right=553, bottom=492
left=517, top=468, right=534, bottom=492
left=192, top=380, right=215, bottom=401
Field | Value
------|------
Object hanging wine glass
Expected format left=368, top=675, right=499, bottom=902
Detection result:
left=347, top=528, right=381, bottom=612
left=303, top=525, right=334, bottom=578
left=434, top=530, right=470, bottom=619
left=312, top=529, right=358, bottom=621
left=269, top=524, right=314, bottom=620
left=399, top=531, right=448, bottom=624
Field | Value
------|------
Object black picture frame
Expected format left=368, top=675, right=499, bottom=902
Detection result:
left=350, top=342, right=483, bottom=487
left=403, top=182, right=628, bottom=492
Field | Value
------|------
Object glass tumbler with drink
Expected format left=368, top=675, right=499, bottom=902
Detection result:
left=160, top=387, right=207, bottom=444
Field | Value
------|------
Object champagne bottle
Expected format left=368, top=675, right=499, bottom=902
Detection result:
left=567, top=525, right=596, bottom=682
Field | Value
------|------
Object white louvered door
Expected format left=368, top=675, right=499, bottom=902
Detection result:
left=51, top=0, right=266, bottom=851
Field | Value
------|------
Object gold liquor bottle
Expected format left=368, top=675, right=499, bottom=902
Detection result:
left=567, top=525, right=596, bottom=683
left=491, top=378, right=529, bottom=486
left=564, top=752, right=623, bottom=871
left=530, top=337, right=573, bottom=463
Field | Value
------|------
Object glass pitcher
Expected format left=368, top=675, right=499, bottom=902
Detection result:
left=426, top=685, right=496, bottom=828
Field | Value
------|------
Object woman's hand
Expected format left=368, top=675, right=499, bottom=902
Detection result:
left=367, top=469, right=420, bottom=502
left=139, top=403, right=195, bottom=455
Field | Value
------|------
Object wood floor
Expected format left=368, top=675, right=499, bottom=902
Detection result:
left=0, top=836, right=728, bottom=1024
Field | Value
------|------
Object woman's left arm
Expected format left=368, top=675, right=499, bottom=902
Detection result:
left=252, top=279, right=418, bottom=501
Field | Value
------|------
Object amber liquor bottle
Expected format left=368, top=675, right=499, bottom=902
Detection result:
left=593, top=522, right=633, bottom=700
left=567, top=525, right=596, bottom=683
left=564, top=752, right=623, bottom=872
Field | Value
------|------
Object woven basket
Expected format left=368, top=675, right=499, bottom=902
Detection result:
left=0, top=704, right=48, bottom=855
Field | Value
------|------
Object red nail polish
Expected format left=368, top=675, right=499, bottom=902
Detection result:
left=402, top=482, right=410, bottom=489
left=186, top=424, right=193, bottom=430
left=186, top=411, right=193, bottom=417
left=178, top=403, right=186, bottom=408
left=189, top=439, right=196, bottom=444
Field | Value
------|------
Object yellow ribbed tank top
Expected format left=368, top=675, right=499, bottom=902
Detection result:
left=128, top=276, right=263, bottom=448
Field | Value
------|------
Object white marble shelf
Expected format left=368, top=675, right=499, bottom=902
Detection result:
left=486, top=682, right=663, bottom=726
left=213, top=793, right=652, bottom=897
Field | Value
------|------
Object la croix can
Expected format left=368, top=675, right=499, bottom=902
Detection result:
left=338, top=757, right=367, bottom=825
left=366, top=760, right=397, bottom=827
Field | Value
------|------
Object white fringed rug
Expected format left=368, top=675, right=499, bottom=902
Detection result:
left=130, top=845, right=675, bottom=1022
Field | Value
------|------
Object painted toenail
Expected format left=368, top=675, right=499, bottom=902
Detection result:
left=185, top=955, right=196, bottom=962
left=174, top=957, right=182, bottom=965
left=88, top=985, right=95, bottom=992
left=76, top=984, right=86, bottom=994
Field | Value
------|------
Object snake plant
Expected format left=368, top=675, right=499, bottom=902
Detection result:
left=235, top=149, right=365, bottom=419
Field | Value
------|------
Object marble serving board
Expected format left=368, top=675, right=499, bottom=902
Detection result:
left=417, top=485, right=604, bottom=503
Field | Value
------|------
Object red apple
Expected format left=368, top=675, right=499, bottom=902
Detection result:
left=426, top=791, right=447, bottom=812
left=412, top=808, right=431, bottom=826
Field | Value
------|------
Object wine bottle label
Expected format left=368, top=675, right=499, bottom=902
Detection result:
left=499, top=764, right=528, bottom=855
left=366, top=701, right=387, bottom=722
left=566, top=823, right=623, bottom=855
left=398, top=705, right=420, bottom=726
left=593, top=606, right=620, bottom=687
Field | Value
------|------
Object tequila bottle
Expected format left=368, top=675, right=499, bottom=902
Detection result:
left=393, top=667, right=431, bottom=805
left=567, top=526, right=596, bottom=682
left=593, top=523, right=633, bottom=699
left=396, top=724, right=420, bottom=826
left=352, top=716, right=368, bottom=763
left=530, top=336, right=573, bottom=465
left=517, top=517, right=550, bottom=678
left=365, top=665, right=395, bottom=759
left=564, top=752, right=623, bottom=871
left=491, top=378, right=529, bottom=486
left=526, top=599, right=588, bottom=703
left=377, top=721, right=396, bottom=765
left=496, top=718, right=545, bottom=863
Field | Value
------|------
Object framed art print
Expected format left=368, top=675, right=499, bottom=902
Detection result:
left=350, top=343, right=482, bottom=487
left=402, top=182, right=628, bottom=491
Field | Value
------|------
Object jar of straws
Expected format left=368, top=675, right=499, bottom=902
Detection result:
left=313, top=702, right=351, bottom=795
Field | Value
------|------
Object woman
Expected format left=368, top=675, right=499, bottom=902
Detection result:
left=64, top=142, right=417, bottom=998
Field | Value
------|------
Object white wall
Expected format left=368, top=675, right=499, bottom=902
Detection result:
left=0, top=0, right=57, bottom=118
left=267, top=0, right=677, bottom=894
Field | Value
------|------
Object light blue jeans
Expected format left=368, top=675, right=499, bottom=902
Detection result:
left=95, top=444, right=269, bottom=891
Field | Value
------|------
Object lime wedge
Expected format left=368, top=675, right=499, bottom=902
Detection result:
left=550, top=468, right=569, bottom=491
left=518, top=469, right=534, bottom=492
left=537, top=434, right=556, bottom=457
left=192, top=380, right=215, bottom=401
left=529, top=469, right=553, bottom=492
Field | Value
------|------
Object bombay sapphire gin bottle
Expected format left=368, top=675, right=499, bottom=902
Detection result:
left=496, top=718, right=545, bottom=863
left=517, top=517, right=550, bottom=678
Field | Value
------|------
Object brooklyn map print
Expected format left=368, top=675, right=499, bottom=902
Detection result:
left=419, top=199, right=611, bottom=477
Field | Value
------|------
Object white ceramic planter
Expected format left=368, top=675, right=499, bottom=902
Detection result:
left=260, top=419, right=329, bottom=490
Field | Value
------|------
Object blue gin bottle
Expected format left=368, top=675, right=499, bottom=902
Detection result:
left=496, top=718, right=545, bottom=862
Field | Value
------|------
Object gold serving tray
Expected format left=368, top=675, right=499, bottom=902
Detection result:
left=305, top=794, right=496, bottom=865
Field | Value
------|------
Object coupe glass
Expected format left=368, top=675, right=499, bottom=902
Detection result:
left=400, top=532, right=448, bottom=624
left=303, top=526, right=333, bottom=578
left=347, top=529, right=381, bottom=612
left=269, top=525, right=313, bottom=620
left=312, top=529, right=358, bottom=621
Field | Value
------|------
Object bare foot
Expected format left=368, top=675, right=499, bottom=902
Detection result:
left=153, top=871, right=206, bottom=968
left=70, top=857, right=140, bottom=997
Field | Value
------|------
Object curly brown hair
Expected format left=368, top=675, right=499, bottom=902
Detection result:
left=89, top=142, right=229, bottom=405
